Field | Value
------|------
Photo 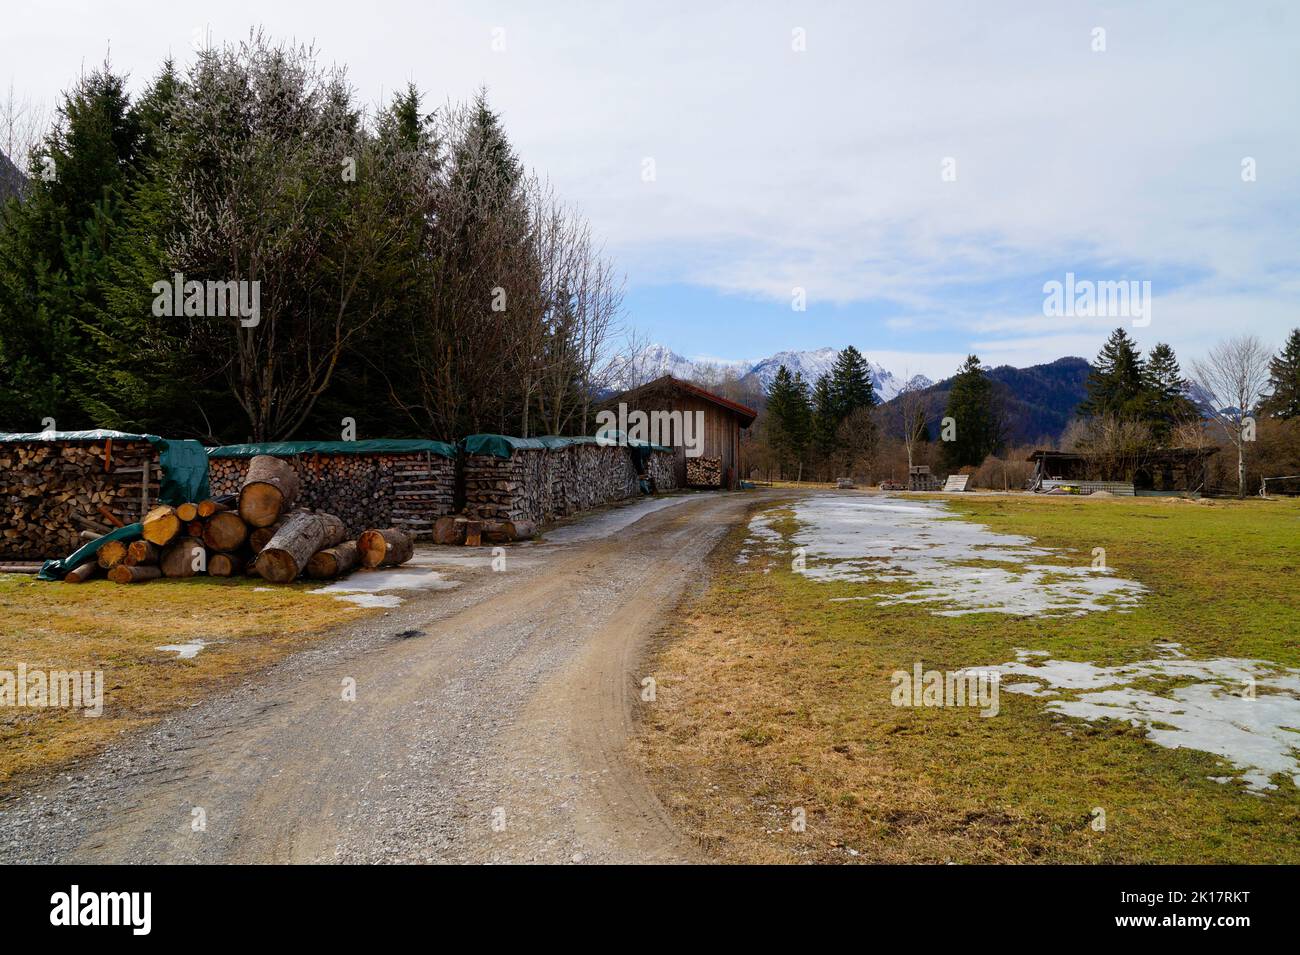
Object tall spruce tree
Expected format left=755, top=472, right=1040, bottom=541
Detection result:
left=941, top=355, right=1002, bottom=469
left=829, top=345, right=877, bottom=418
left=809, top=372, right=838, bottom=465
left=1265, top=328, right=1300, bottom=419
left=1142, top=342, right=1197, bottom=440
left=0, top=64, right=141, bottom=430
left=1079, top=328, right=1147, bottom=420
left=765, top=365, right=812, bottom=476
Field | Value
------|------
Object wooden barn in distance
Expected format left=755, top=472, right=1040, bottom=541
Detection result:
left=606, top=375, right=757, bottom=489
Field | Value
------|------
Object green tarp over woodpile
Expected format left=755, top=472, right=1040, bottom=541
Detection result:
left=207, top=439, right=456, bottom=459
left=0, top=429, right=211, bottom=505
left=37, top=522, right=142, bottom=581
left=462, top=432, right=670, bottom=459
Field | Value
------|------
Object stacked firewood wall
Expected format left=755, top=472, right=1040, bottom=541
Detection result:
left=463, top=444, right=667, bottom=526
left=645, top=450, right=677, bottom=492
left=686, top=456, right=723, bottom=487
left=207, top=452, right=454, bottom=539
left=1, top=439, right=161, bottom=560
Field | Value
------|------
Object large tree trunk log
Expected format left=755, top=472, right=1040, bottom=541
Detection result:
left=239, top=455, right=301, bottom=528
left=160, top=537, right=206, bottom=578
left=64, top=561, right=101, bottom=583
left=306, top=540, right=359, bottom=579
left=357, top=527, right=414, bottom=568
left=248, top=520, right=283, bottom=554
left=125, top=540, right=160, bottom=566
left=433, top=516, right=466, bottom=546
left=208, top=552, right=244, bottom=578
left=109, top=564, right=162, bottom=584
left=256, top=512, right=346, bottom=583
left=197, top=494, right=236, bottom=518
left=96, top=539, right=129, bottom=569
left=203, top=511, right=248, bottom=552
left=142, top=504, right=181, bottom=546
left=505, top=520, right=535, bottom=541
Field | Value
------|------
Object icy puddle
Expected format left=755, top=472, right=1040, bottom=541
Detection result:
left=744, top=494, right=1144, bottom=617
left=973, top=647, right=1300, bottom=792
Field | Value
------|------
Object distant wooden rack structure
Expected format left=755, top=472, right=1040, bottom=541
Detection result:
left=1026, top=447, right=1216, bottom=495
left=908, top=465, right=942, bottom=491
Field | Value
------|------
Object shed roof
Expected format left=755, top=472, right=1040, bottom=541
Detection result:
left=613, top=375, right=758, bottom=427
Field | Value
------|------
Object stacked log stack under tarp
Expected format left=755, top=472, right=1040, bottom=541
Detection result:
left=0, top=430, right=210, bottom=561
left=207, top=440, right=455, bottom=540
left=461, top=434, right=677, bottom=527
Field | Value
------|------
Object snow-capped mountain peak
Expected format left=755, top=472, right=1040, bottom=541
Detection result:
left=622, top=344, right=931, bottom=401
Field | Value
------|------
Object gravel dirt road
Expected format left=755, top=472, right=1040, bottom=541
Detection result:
left=0, top=491, right=765, bottom=864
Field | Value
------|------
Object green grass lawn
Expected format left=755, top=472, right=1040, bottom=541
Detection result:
left=635, top=493, right=1300, bottom=864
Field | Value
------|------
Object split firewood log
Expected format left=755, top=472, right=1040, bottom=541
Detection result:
left=306, top=540, right=359, bottom=579
left=208, top=552, right=244, bottom=577
left=63, top=562, right=101, bottom=583
left=125, top=540, right=160, bottom=566
left=239, top=455, right=301, bottom=527
left=463, top=520, right=482, bottom=548
left=142, top=504, right=181, bottom=546
left=161, top=537, right=206, bottom=578
left=357, top=527, right=415, bottom=568
left=109, top=564, right=162, bottom=584
left=256, top=511, right=346, bottom=583
left=175, top=502, right=199, bottom=522
left=97, top=539, right=129, bottom=569
left=203, top=511, right=248, bottom=552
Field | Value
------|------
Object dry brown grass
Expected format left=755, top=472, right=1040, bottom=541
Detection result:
left=634, top=494, right=1300, bottom=864
left=0, top=574, right=377, bottom=789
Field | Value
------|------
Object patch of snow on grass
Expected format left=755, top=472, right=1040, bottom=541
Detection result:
left=974, top=646, right=1300, bottom=792
left=329, top=593, right=403, bottom=609
left=156, top=641, right=205, bottom=659
left=745, top=494, right=1145, bottom=617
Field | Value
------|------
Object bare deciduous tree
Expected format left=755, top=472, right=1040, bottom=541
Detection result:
left=1192, top=335, right=1272, bottom=496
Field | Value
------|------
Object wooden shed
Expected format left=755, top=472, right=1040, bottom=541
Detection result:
left=607, top=376, right=757, bottom=489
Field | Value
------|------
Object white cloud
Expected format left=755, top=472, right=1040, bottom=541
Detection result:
left=6, top=1, right=1298, bottom=364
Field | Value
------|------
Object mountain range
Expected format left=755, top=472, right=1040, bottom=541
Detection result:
left=628, top=344, right=1097, bottom=443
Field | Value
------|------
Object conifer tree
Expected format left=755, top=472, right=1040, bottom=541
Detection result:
left=1079, top=328, right=1147, bottom=420
left=1141, top=342, right=1197, bottom=440
left=941, top=355, right=1002, bottom=469
left=1265, top=328, right=1300, bottom=419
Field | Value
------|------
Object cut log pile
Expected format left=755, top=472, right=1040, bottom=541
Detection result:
left=685, top=456, right=723, bottom=488
left=0, top=439, right=161, bottom=560
left=67, top=456, right=415, bottom=586
left=463, top=444, right=676, bottom=527
left=207, top=451, right=453, bottom=539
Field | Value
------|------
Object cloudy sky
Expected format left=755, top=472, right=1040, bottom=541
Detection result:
left=6, top=1, right=1299, bottom=379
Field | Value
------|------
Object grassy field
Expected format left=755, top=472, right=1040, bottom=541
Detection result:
left=0, top=575, right=375, bottom=790
left=635, top=492, right=1300, bottom=863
